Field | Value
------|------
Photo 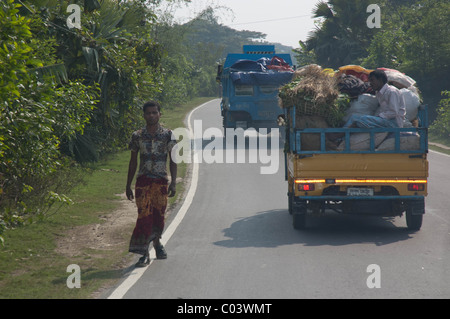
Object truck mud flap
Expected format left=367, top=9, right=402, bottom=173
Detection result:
left=406, top=198, right=425, bottom=215
left=342, top=199, right=400, bottom=215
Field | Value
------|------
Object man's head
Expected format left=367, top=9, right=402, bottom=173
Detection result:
left=143, top=100, right=161, bottom=113
left=142, top=100, right=161, bottom=126
left=369, top=70, right=388, bottom=91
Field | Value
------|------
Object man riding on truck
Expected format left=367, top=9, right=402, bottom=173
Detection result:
left=343, top=70, right=407, bottom=129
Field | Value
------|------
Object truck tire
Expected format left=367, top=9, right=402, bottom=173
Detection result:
left=288, top=192, right=293, bottom=215
left=405, top=199, right=425, bottom=231
left=292, top=200, right=307, bottom=230
left=293, top=213, right=306, bottom=230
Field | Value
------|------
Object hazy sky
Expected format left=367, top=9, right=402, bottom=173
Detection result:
left=172, top=0, right=320, bottom=48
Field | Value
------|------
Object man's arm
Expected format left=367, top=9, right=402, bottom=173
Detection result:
left=126, top=151, right=138, bottom=200
left=379, top=88, right=401, bottom=120
left=168, top=151, right=177, bottom=197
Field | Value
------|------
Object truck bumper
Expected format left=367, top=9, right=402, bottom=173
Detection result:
left=291, top=195, right=425, bottom=216
left=298, top=195, right=425, bottom=201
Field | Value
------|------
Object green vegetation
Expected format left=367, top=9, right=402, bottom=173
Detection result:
left=0, top=96, right=213, bottom=299
left=1, top=0, right=449, bottom=298
left=430, top=92, right=450, bottom=141
left=0, top=0, right=286, bottom=241
left=0, top=152, right=129, bottom=299
left=296, top=0, right=450, bottom=143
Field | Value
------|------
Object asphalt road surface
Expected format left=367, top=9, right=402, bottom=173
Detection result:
left=108, top=99, right=450, bottom=299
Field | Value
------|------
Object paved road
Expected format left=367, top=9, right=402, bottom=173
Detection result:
left=109, top=99, right=450, bottom=299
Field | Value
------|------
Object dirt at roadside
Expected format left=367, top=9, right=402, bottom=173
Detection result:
left=54, top=176, right=187, bottom=299
left=55, top=193, right=137, bottom=258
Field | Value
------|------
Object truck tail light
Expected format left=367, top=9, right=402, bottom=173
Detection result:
left=408, top=183, right=424, bottom=191
left=298, top=183, right=315, bottom=191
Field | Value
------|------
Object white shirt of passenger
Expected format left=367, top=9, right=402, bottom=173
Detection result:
left=376, top=83, right=406, bottom=127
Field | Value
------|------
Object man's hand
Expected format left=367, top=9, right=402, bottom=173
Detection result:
left=126, top=186, right=134, bottom=201
left=168, top=182, right=176, bottom=197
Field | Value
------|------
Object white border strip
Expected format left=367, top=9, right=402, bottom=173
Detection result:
left=107, top=100, right=213, bottom=299
left=430, top=149, right=450, bottom=158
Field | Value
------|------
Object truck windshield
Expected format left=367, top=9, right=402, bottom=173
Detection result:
left=235, top=85, right=253, bottom=96
left=259, top=86, right=279, bottom=94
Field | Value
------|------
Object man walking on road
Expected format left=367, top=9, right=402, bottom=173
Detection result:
left=126, top=100, right=177, bottom=267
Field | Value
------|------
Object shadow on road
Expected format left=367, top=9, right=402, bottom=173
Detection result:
left=214, top=209, right=415, bottom=248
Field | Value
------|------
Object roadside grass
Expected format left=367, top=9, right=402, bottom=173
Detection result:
left=428, top=134, right=450, bottom=155
left=0, top=97, right=215, bottom=299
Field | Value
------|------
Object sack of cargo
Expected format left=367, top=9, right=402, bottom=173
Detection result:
left=376, top=132, right=421, bottom=151
left=400, top=88, right=420, bottom=121
left=295, top=115, right=329, bottom=151
left=338, top=65, right=373, bottom=82
left=265, top=56, right=294, bottom=72
left=379, top=68, right=416, bottom=89
left=343, top=94, right=379, bottom=122
left=337, top=132, right=388, bottom=151
left=337, top=74, right=372, bottom=97
left=322, top=68, right=336, bottom=76
left=278, top=64, right=346, bottom=126
left=230, top=59, right=265, bottom=72
left=279, top=65, right=339, bottom=108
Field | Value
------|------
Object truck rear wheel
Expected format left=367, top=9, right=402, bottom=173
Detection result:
left=405, top=199, right=425, bottom=231
left=288, top=192, right=294, bottom=215
left=406, top=213, right=422, bottom=231
left=293, top=213, right=306, bottom=230
left=292, top=200, right=307, bottom=230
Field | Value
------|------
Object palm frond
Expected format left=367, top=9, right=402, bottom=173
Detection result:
left=313, top=1, right=334, bottom=19
left=30, top=63, right=68, bottom=85
left=84, top=0, right=101, bottom=12
left=82, top=46, right=99, bottom=73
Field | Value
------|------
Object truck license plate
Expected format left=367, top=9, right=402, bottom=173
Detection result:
left=347, top=187, right=374, bottom=196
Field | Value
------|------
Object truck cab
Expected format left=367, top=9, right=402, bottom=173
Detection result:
left=218, top=45, right=294, bottom=133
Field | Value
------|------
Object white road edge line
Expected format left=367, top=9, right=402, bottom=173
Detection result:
left=429, top=149, right=450, bottom=158
left=107, top=100, right=214, bottom=299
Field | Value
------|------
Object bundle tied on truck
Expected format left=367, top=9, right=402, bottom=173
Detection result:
left=337, top=66, right=422, bottom=151
left=278, top=64, right=423, bottom=152
left=278, top=64, right=350, bottom=150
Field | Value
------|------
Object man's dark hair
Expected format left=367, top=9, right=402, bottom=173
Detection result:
left=143, top=100, right=161, bottom=113
left=369, top=69, right=388, bottom=84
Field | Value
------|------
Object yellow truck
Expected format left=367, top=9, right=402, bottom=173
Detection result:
left=284, top=105, right=429, bottom=230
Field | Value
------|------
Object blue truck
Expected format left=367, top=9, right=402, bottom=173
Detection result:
left=217, top=45, right=294, bottom=133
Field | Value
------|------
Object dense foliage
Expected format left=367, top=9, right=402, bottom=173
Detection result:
left=1, top=0, right=166, bottom=237
left=0, top=0, right=99, bottom=234
left=0, top=0, right=279, bottom=240
left=430, top=92, right=450, bottom=139
left=298, top=0, right=449, bottom=123
left=1, top=0, right=448, bottom=241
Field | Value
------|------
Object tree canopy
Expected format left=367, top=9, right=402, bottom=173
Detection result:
left=1, top=0, right=449, bottom=239
left=300, top=0, right=449, bottom=120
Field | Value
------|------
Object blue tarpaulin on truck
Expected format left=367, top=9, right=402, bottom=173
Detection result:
left=229, top=58, right=293, bottom=86
left=230, top=71, right=294, bottom=86
left=230, top=59, right=266, bottom=72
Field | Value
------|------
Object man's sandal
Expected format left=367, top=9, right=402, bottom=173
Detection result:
left=155, top=245, right=167, bottom=259
left=135, top=254, right=150, bottom=267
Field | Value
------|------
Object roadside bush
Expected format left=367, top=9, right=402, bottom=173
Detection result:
left=430, top=91, right=450, bottom=141
left=0, top=0, right=98, bottom=241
